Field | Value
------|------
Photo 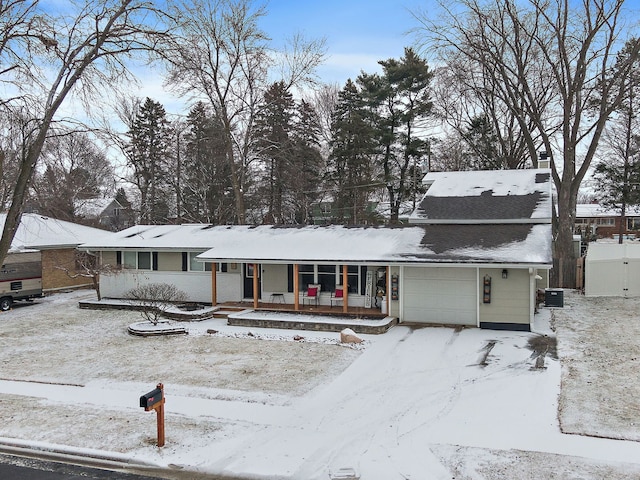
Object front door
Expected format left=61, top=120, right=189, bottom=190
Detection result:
left=243, top=263, right=261, bottom=299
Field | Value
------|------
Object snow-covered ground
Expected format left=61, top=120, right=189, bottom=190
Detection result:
left=0, top=289, right=639, bottom=479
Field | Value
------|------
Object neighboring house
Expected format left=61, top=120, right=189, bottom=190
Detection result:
left=81, top=168, right=552, bottom=331
left=373, top=201, right=415, bottom=224
left=310, top=199, right=380, bottom=225
left=1, top=213, right=111, bottom=292
left=74, top=197, right=134, bottom=231
left=574, top=204, right=640, bottom=240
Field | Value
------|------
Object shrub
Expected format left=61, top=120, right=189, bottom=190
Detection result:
left=125, top=283, right=187, bottom=325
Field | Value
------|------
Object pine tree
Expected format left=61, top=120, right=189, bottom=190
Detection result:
left=127, top=98, right=172, bottom=224
left=360, top=48, right=433, bottom=224
left=253, top=82, right=296, bottom=224
left=182, top=102, right=233, bottom=224
left=290, top=99, right=324, bottom=224
left=327, top=79, right=378, bottom=224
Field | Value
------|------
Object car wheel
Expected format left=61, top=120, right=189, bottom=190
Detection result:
left=0, top=297, right=11, bottom=311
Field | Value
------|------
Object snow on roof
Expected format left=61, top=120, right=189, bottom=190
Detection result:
left=74, top=198, right=120, bottom=218
left=81, top=224, right=229, bottom=251
left=1, top=213, right=110, bottom=253
left=410, top=168, right=552, bottom=223
left=196, top=224, right=552, bottom=265
left=576, top=204, right=640, bottom=218
left=80, top=223, right=551, bottom=265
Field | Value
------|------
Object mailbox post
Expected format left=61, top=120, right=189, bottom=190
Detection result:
left=140, top=383, right=165, bottom=447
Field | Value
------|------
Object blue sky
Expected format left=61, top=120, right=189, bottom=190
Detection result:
left=259, top=0, right=432, bottom=85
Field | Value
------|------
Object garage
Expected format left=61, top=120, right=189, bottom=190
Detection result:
left=585, top=243, right=640, bottom=297
left=402, top=266, right=477, bottom=325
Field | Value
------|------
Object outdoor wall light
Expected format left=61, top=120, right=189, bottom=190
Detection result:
left=502, top=269, right=508, bottom=279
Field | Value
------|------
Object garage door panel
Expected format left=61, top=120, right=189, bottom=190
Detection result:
left=403, top=267, right=476, bottom=325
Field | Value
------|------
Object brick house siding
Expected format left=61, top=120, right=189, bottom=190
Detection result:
left=41, top=249, right=93, bottom=292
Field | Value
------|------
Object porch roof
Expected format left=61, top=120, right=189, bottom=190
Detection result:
left=196, top=224, right=552, bottom=266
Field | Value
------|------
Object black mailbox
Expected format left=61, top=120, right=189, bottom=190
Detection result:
left=140, top=387, right=163, bottom=410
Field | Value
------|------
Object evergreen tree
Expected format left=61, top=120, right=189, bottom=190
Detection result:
left=327, top=79, right=377, bottom=224
left=359, top=48, right=433, bottom=224
left=290, top=99, right=324, bottom=224
left=462, top=114, right=502, bottom=170
left=182, top=102, right=233, bottom=224
left=127, top=98, right=172, bottom=224
left=253, top=81, right=296, bottom=224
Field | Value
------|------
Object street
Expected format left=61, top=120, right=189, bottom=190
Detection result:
left=0, top=454, right=162, bottom=479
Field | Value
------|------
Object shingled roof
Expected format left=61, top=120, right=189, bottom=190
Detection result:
left=409, top=169, right=552, bottom=224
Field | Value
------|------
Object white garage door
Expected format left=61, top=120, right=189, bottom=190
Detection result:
left=403, top=267, right=477, bottom=325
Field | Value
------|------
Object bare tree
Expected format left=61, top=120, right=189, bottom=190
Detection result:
left=0, top=0, right=167, bottom=268
left=417, top=0, right=640, bottom=287
left=125, top=283, right=187, bottom=325
left=55, top=251, right=111, bottom=301
left=162, top=0, right=325, bottom=224
left=307, top=82, right=340, bottom=157
left=31, top=131, right=115, bottom=221
left=431, top=65, right=539, bottom=169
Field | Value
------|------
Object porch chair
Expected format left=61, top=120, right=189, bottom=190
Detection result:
left=330, top=287, right=344, bottom=307
left=303, top=284, right=321, bottom=306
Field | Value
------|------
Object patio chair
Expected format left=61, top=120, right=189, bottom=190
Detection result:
left=303, top=284, right=321, bottom=306
left=330, top=287, right=344, bottom=307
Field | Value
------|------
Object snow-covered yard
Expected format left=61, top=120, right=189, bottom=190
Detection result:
left=0, top=289, right=639, bottom=479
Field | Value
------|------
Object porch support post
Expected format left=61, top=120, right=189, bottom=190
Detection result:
left=342, top=264, right=348, bottom=313
left=386, top=265, right=390, bottom=316
left=211, top=263, right=217, bottom=306
left=253, top=263, right=259, bottom=309
left=294, top=263, right=300, bottom=311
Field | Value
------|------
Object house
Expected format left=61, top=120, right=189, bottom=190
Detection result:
left=574, top=204, right=640, bottom=240
left=1, top=213, right=111, bottom=292
left=310, top=198, right=380, bottom=225
left=74, top=197, right=134, bottom=231
left=81, top=168, right=552, bottom=331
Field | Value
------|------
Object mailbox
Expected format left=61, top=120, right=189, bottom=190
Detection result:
left=140, top=387, right=163, bottom=411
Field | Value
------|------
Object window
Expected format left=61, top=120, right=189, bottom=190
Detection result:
left=121, top=251, right=155, bottom=270
left=189, top=252, right=216, bottom=272
left=123, top=251, right=137, bottom=269
left=628, top=217, right=640, bottom=231
left=317, top=264, right=337, bottom=292
left=296, top=264, right=363, bottom=293
left=138, top=252, right=151, bottom=270
left=299, top=264, right=314, bottom=288
left=346, top=265, right=360, bottom=293
left=596, top=218, right=615, bottom=226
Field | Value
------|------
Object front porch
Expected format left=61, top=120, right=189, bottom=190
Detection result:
left=79, top=298, right=396, bottom=334
left=220, top=300, right=395, bottom=334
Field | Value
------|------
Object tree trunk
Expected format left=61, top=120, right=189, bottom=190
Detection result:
left=553, top=179, right=578, bottom=288
left=0, top=129, right=48, bottom=267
